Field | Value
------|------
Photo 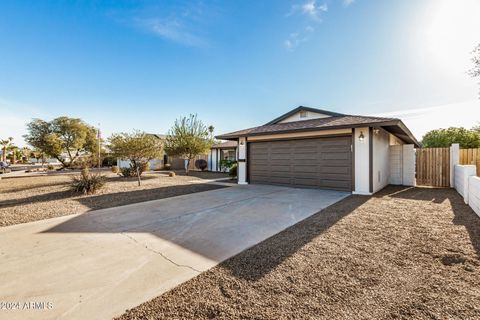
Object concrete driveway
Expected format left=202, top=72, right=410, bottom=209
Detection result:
left=0, top=184, right=348, bottom=320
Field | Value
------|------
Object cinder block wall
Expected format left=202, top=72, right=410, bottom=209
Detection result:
left=389, top=145, right=403, bottom=185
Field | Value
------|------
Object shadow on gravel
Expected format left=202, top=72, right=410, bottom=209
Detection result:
left=222, top=195, right=370, bottom=281
left=74, top=183, right=226, bottom=211
left=385, top=186, right=480, bottom=258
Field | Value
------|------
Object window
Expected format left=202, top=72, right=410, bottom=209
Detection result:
left=299, top=110, right=308, bottom=118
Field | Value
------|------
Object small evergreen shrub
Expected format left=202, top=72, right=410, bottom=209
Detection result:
left=229, top=163, right=237, bottom=179
left=169, top=171, right=176, bottom=177
left=111, top=166, right=119, bottom=174
left=71, top=168, right=106, bottom=195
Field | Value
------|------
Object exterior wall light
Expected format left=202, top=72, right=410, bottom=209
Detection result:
left=373, top=128, right=380, bottom=135
left=358, top=131, right=365, bottom=142
left=239, top=140, right=245, bottom=145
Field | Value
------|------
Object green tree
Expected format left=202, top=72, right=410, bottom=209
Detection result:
left=108, top=131, right=163, bottom=186
left=165, top=114, right=213, bottom=174
left=421, top=127, right=480, bottom=148
left=0, top=137, right=13, bottom=162
left=24, top=117, right=98, bottom=168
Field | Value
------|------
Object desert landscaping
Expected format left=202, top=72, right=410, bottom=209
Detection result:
left=0, top=170, right=229, bottom=227
left=118, top=186, right=480, bottom=320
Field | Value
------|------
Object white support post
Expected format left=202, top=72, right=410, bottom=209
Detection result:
left=237, top=137, right=248, bottom=184
left=450, top=143, right=460, bottom=188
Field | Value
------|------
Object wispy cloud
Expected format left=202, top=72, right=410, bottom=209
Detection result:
left=343, top=0, right=355, bottom=7
left=112, top=1, right=217, bottom=48
left=284, top=1, right=328, bottom=50
left=136, top=17, right=206, bottom=47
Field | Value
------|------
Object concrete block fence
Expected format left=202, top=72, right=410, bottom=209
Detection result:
left=453, top=163, right=480, bottom=217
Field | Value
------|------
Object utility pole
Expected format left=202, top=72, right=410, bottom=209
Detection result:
left=97, top=124, right=101, bottom=169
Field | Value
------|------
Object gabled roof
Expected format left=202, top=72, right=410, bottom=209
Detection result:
left=216, top=106, right=420, bottom=147
left=265, top=106, right=345, bottom=125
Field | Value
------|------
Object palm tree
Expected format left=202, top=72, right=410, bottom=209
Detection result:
left=0, top=137, right=13, bottom=162
left=208, top=125, right=215, bottom=140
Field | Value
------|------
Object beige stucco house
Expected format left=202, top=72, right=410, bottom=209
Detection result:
left=216, top=106, right=420, bottom=195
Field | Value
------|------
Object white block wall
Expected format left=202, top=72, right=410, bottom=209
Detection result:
left=454, top=164, right=477, bottom=203
left=468, top=176, right=480, bottom=217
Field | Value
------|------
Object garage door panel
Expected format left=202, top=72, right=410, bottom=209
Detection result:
left=320, top=179, right=351, bottom=189
left=319, top=166, right=350, bottom=174
left=292, top=166, right=318, bottom=174
left=249, top=136, right=352, bottom=191
left=292, top=178, right=317, bottom=186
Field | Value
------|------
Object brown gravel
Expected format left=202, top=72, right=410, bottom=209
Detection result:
left=117, top=186, right=480, bottom=320
left=0, top=170, right=228, bottom=227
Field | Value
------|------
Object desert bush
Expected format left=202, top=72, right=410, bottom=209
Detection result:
left=169, top=171, right=176, bottom=177
left=47, top=164, right=55, bottom=170
left=71, top=168, right=106, bottom=195
left=229, top=163, right=237, bottom=179
left=195, top=159, right=208, bottom=171
left=119, top=162, right=149, bottom=178
left=120, top=166, right=135, bottom=177
left=111, top=165, right=119, bottom=174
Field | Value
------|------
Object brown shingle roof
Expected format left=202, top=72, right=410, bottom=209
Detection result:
left=216, top=115, right=398, bottom=140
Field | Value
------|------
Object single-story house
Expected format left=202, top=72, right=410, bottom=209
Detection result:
left=117, top=134, right=209, bottom=171
left=216, top=106, right=420, bottom=195
left=208, top=141, right=238, bottom=172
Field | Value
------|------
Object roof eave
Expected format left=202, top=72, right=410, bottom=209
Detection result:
left=265, top=106, right=346, bottom=125
left=217, top=120, right=420, bottom=147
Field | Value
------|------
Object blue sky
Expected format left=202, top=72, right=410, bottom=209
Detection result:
left=1, top=0, right=479, bottom=146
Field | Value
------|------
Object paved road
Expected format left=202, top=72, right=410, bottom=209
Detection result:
left=0, top=184, right=348, bottom=320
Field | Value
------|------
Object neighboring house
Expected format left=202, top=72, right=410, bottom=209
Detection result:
left=216, top=106, right=420, bottom=194
left=117, top=134, right=207, bottom=171
left=208, top=141, right=238, bottom=172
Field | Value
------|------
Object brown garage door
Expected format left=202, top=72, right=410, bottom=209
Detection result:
left=248, top=136, right=352, bottom=191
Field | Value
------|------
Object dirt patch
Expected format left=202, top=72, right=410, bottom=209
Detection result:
left=117, top=186, right=480, bottom=320
left=0, top=171, right=228, bottom=227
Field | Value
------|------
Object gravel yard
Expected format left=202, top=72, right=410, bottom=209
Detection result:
left=0, top=170, right=228, bottom=227
left=118, top=186, right=480, bottom=320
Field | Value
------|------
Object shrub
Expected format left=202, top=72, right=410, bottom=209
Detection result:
left=47, top=164, right=55, bottom=170
left=169, top=171, right=176, bottom=177
left=111, top=165, right=119, bottom=174
left=195, top=159, right=208, bottom=171
left=119, top=162, right=149, bottom=178
left=219, top=159, right=236, bottom=172
left=71, top=168, right=106, bottom=195
left=120, top=166, right=135, bottom=177
left=229, top=163, right=237, bottom=179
